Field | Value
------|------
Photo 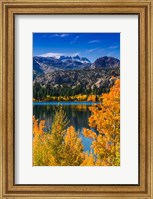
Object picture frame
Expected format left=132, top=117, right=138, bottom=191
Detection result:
left=0, top=0, right=152, bottom=198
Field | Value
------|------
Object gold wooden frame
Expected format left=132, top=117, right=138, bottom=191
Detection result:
left=0, top=0, right=152, bottom=198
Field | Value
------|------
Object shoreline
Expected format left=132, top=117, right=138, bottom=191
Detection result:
left=33, top=101, right=100, bottom=105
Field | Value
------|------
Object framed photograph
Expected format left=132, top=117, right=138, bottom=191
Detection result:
left=0, top=0, right=152, bottom=198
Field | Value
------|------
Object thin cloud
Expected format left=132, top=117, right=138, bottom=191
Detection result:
left=108, top=45, right=119, bottom=49
left=39, top=52, right=63, bottom=58
left=86, top=48, right=99, bottom=53
left=59, top=34, right=69, bottom=37
left=39, top=52, right=80, bottom=58
left=50, top=34, right=58, bottom=37
left=70, top=36, right=79, bottom=44
left=50, top=34, right=69, bottom=38
left=106, top=51, right=117, bottom=57
left=88, top=40, right=101, bottom=44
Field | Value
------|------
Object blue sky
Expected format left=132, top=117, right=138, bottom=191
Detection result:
left=33, top=33, right=120, bottom=62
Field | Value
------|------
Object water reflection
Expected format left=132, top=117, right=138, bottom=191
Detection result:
left=33, top=102, right=98, bottom=152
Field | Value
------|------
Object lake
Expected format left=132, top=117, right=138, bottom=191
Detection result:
left=33, top=101, right=99, bottom=152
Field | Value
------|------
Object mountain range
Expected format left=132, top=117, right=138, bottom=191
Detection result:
left=33, top=55, right=119, bottom=75
left=33, top=55, right=91, bottom=76
left=33, top=55, right=120, bottom=100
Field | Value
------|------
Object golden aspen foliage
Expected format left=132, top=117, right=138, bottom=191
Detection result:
left=49, top=107, right=69, bottom=165
left=87, top=95, right=97, bottom=102
left=81, top=152, right=95, bottom=166
left=63, top=126, right=84, bottom=166
left=33, top=116, right=55, bottom=166
left=83, top=128, right=97, bottom=140
left=83, top=79, right=120, bottom=166
left=33, top=80, right=120, bottom=166
left=44, top=107, right=84, bottom=166
left=33, top=109, right=85, bottom=166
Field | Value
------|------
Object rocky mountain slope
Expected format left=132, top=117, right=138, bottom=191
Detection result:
left=33, top=56, right=120, bottom=100
left=91, top=56, right=120, bottom=69
left=33, top=55, right=91, bottom=76
left=33, top=55, right=119, bottom=74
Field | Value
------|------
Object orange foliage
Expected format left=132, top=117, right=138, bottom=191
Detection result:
left=63, top=126, right=84, bottom=166
left=83, top=128, right=97, bottom=140
left=33, top=80, right=120, bottom=166
left=33, top=116, right=55, bottom=166
left=87, top=95, right=97, bottom=102
left=83, top=79, right=120, bottom=166
left=81, top=153, right=95, bottom=166
left=33, top=110, right=84, bottom=166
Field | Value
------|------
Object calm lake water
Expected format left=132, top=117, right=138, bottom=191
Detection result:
left=33, top=101, right=98, bottom=152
